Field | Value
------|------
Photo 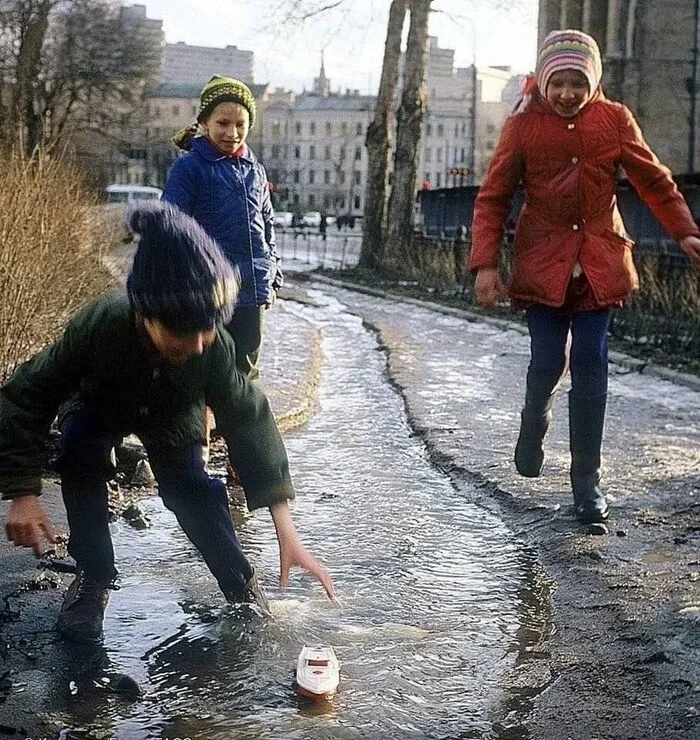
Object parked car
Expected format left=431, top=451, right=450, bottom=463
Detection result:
left=273, top=211, right=294, bottom=228
left=100, top=184, right=163, bottom=243
left=301, top=211, right=322, bottom=228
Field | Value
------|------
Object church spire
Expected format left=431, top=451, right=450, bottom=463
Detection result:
left=314, top=52, right=330, bottom=97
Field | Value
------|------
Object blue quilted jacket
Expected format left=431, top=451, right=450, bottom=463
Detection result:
left=162, top=137, right=282, bottom=307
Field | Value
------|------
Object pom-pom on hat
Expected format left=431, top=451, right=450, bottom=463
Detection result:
left=126, top=201, right=239, bottom=333
left=536, top=29, right=603, bottom=96
left=197, top=74, right=256, bottom=127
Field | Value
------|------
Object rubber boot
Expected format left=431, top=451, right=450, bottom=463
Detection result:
left=57, top=569, right=114, bottom=643
left=569, top=393, right=609, bottom=523
left=514, top=393, right=556, bottom=477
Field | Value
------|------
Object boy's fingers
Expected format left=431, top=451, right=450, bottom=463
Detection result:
left=39, top=519, right=57, bottom=544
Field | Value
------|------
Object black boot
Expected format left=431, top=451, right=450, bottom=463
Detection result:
left=514, top=393, right=556, bottom=477
left=57, top=569, right=114, bottom=643
left=569, top=393, right=609, bottom=523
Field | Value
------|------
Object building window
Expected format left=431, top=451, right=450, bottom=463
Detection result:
left=339, top=170, right=346, bottom=184
left=324, top=145, right=331, bottom=160
left=325, top=121, right=332, bottom=134
left=309, top=170, right=315, bottom=184
left=437, top=147, right=443, bottom=163
left=309, top=193, right=315, bottom=207
left=356, top=122, right=363, bottom=136
left=294, top=146, right=300, bottom=159
left=437, top=123, right=444, bottom=137
left=296, top=122, right=302, bottom=134
left=272, top=121, right=281, bottom=136
left=324, top=194, right=331, bottom=208
left=310, top=122, right=316, bottom=135
left=461, top=147, right=466, bottom=162
left=341, top=122, right=348, bottom=135
left=324, top=170, right=331, bottom=184
left=354, top=146, right=362, bottom=161
left=339, top=146, right=346, bottom=161
left=271, top=144, right=280, bottom=158
left=426, top=123, right=432, bottom=137
left=454, top=124, right=459, bottom=138
left=309, top=145, right=316, bottom=159
left=293, top=169, right=300, bottom=183
left=340, top=198, right=346, bottom=210
left=354, top=195, right=361, bottom=210
left=436, top=172, right=442, bottom=187
left=425, top=147, right=432, bottom=163
left=293, top=192, right=299, bottom=205
left=462, top=123, right=466, bottom=136
left=424, top=172, right=430, bottom=184
left=353, top=171, right=361, bottom=185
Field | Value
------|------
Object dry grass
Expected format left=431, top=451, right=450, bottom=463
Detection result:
left=0, top=152, right=116, bottom=383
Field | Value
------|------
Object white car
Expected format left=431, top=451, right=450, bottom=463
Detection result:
left=273, top=211, right=293, bottom=228
left=301, top=211, right=322, bottom=228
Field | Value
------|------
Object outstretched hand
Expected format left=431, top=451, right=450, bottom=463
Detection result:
left=474, top=267, right=507, bottom=307
left=278, top=534, right=335, bottom=599
left=269, top=501, right=335, bottom=599
left=680, top=235, right=700, bottom=268
left=5, top=495, right=57, bottom=556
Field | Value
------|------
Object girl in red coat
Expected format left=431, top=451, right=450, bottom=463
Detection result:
left=470, top=29, right=700, bottom=523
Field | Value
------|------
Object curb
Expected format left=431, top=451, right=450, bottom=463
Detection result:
left=309, top=273, right=700, bottom=393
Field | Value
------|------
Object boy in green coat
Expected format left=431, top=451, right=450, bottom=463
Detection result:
left=0, top=202, right=333, bottom=643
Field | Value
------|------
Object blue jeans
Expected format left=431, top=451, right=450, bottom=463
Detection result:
left=57, top=407, right=253, bottom=596
left=525, top=306, right=612, bottom=400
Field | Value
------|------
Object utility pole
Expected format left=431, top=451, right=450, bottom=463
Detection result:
left=689, top=0, right=700, bottom=173
left=468, top=61, right=477, bottom=185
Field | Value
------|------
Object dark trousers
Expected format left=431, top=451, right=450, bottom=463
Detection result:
left=57, top=408, right=253, bottom=596
left=225, top=305, right=266, bottom=380
left=525, top=306, right=612, bottom=399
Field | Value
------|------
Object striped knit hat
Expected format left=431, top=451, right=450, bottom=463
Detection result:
left=127, top=202, right=239, bottom=333
left=536, top=29, right=603, bottom=96
left=197, top=74, right=256, bottom=127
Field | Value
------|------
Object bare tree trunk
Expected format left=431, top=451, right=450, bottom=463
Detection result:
left=384, top=0, right=431, bottom=267
left=11, top=0, right=52, bottom=155
left=359, top=0, right=407, bottom=270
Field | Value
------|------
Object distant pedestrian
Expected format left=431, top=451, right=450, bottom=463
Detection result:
left=163, top=75, right=281, bottom=381
left=470, top=29, right=700, bottom=524
left=319, top=213, right=328, bottom=241
left=0, top=203, right=334, bottom=644
left=453, top=223, right=469, bottom=288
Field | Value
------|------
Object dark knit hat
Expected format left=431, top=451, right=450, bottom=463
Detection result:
left=126, top=201, right=239, bottom=333
left=197, top=74, right=256, bottom=126
left=536, top=29, right=603, bottom=96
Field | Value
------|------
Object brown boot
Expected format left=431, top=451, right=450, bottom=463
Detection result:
left=57, top=569, right=113, bottom=643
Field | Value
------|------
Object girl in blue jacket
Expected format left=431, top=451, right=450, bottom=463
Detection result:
left=163, top=75, right=282, bottom=380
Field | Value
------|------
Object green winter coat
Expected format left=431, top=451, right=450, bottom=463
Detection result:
left=0, top=290, right=294, bottom=510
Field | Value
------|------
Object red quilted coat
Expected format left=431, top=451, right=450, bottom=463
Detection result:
left=470, top=90, right=699, bottom=307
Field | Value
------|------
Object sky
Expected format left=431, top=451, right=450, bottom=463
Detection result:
left=135, top=0, right=539, bottom=94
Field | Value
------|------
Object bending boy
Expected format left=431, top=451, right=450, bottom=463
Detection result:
left=0, top=202, right=333, bottom=643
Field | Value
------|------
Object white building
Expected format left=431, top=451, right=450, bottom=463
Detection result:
left=161, top=41, right=254, bottom=85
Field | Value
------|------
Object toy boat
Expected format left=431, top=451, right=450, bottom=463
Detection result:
left=295, top=645, right=340, bottom=700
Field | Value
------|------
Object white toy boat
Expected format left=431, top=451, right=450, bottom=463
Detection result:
left=295, top=645, right=340, bottom=700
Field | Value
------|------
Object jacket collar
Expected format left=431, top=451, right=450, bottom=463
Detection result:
left=191, top=136, right=257, bottom=164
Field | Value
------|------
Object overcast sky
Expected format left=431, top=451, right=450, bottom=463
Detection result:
left=135, top=0, right=539, bottom=93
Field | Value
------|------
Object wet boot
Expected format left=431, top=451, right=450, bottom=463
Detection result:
left=225, top=570, right=272, bottom=617
left=57, top=569, right=114, bottom=643
left=569, top=393, right=609, bottom=523
left=514, top=393, right=556, bottom=477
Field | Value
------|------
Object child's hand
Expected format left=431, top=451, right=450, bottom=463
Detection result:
left=278, top=535, right=335, bottom=599
left=680, top=236, right=700, bottom=268
left=5, top=495, right=57, bottom=556
left=475, top=268, right=507, bottom=307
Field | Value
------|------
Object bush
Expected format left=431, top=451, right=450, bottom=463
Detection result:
left=0, top=152, right=115, bottom=383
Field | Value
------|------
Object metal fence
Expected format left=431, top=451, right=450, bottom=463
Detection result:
left=276, top=229, right=362, bottom=270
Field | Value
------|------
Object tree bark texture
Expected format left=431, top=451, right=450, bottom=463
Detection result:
left=384, top=0, right=431, bottom=267
left=359, top=0, right=407, bottom=270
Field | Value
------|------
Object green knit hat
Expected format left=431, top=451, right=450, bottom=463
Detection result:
left=197, top=75, right=256, bottom=127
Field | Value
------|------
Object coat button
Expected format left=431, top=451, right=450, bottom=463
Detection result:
left=568, top=123, right=575, bottom=130
left=572, top=224, right=579, bottom=231
left=571, top=156, right=579, bottom=164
